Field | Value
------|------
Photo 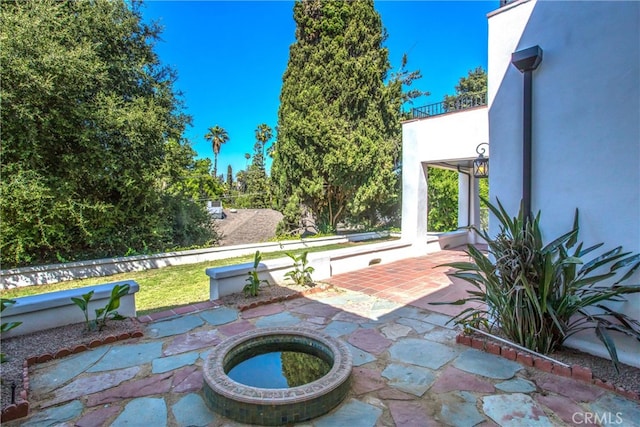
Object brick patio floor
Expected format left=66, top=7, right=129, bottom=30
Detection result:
left=324, top=246, right=484, bottom=318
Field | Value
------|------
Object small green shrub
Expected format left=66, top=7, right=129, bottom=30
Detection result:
left=244, top=251, right=269, bottom=297
left=1, top=298, right=22, bottom=363
left=284, top=251, right=315, bottom=286
left=71, top=284, right=131, bottom=331
left=432, top=199, right=640, bottom=372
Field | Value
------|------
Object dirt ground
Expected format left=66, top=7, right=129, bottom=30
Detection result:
left=215, top=209, right=284, bottom=246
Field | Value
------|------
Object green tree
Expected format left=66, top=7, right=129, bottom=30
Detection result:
left=0, top=0, right=214, bottom=266
left=272, top=0, right=420, bottom=232
left=443, top=66, right=487, bottom=111
left=255, top=123, right=273, bottom=159
left=245, top=124, right=273, bottom=208
left=226, top=164, right=234, bottom=189
left=204, top=125, right=229, bottom=179
left=427, top=168, right=459, bottom=232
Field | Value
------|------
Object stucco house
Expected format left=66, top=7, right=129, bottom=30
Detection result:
left=401, top=0, right=639, bottom=366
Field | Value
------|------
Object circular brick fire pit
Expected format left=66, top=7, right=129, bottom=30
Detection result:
left=202, top=327, right=352, bottom=426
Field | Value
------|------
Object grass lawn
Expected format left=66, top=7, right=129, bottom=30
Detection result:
left=1, top=240, right=393, bottom=316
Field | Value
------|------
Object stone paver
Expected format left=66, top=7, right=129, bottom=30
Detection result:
left=389, top=337, right=459, bottom=369
left=440, top=391, right=485, bottom=427
left=172, top=393, right=216, bottom=427
left=112, top=397, right=167, bottom=427
left=534, top=394, right=596, bottom=426
left=454, top=348, right=522, bottom=379
left=345, top=342, right=376, bottom=366
left=148, top=315, right=204, bottom=338
left=530, top=371, right=605, bottom=402
left=198, top=306, right=238, bottom=325
left=589, top=394, right=640, bottom=427
left=171, top=365, right=203, bottom=393
left=323, top=320, right=359, bottom=337
left=351, top=367, right=386, bottom=395
left=397, top=317, right=437, bottom=334
left=12, top=255, right=640, bottom=427
left=483, top=393, right=553, bottom=426
left=431, top=365, right=495, bottom=394
left=163, top=329, right=221, bottom=356
left=87, top=341, right=163, bottom=372
left=30, top=347, right=110, bottom=393
left=254, top=311, right=301, bottom=328
left=152, top=351, right=200, bottom=374
left=241, top=303, right=284, bottom=318
left=423, top=326, right=458, bottom=344
left=496, top=378, right=536, bottom=393
left=42, top=366, right=140, bottom=407
left=381, top=363, right=436, bottom=396
left=86, top=371, right=173, bottom=407
left=290, top=301, right=341, bottom=318
left=388, top=400, right=439, bottom=427
left=347, top=328, right=391, bottom=354
left=22, top=400, right=83, bottom=427
left=381, top=323, right=412, bottom=340
left=314, top=399, right=382, bottom=427
left=75, top=404, right=122, bottom=427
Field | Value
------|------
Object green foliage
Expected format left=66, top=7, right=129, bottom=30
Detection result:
left=204, top=125, right=229, bottom=179
left=443, top=66, right=487, bottom=110
left=244, top=251, right=269, bottom=297
left=1, top=299, right=22, bottom=363
left=284, top=251, right=315, bottom=286
left=433, top=199, right=640, bottom=372
left=0, top=0, right=216, bottom=267
left=281, top=351, right=330, bottom=387
left=244, top=124, right=273, bottom=208
left=71, top=291, right=94, bottom=331
left=71, top=284, right=131, bottom=331
left=226, top=165, right=234, bottom=189
left=427, top=168, right=459, bottom=232
left=272, top=0, right=421, bottom=233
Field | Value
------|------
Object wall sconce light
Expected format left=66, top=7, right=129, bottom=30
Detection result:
left=473, top=143, right=489, bottom=178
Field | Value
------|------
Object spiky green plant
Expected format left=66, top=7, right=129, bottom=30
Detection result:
left=1, top=298, right=22, bottom=363
left=432, top=199, right=640, bottom=372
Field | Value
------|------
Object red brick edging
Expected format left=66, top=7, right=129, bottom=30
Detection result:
left=456, top=333, right=640, bottom=402
left=1, top=326, right=144, bottom=423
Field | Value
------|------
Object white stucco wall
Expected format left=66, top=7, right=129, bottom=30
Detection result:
left=488, top=0, right=640, bottom=364
left=401, top=107, right=488, bottom=246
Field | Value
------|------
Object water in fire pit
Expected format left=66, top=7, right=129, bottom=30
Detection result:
left=227, top=350, right=331, bottom=388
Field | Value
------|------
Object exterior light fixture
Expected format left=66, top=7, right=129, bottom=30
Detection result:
left=473, top=143, right=489, bottom=178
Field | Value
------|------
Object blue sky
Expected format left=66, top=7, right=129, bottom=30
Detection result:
left=142, top=1, right=496, bottom=176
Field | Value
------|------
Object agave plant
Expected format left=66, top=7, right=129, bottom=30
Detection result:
left=433, top=199, right=640, bottom=372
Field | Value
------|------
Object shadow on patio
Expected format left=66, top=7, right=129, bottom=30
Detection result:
left=323, top=246, right=486, bottom=318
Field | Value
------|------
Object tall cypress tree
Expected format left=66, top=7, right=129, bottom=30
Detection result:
left=272, top=0, right=416, bottom=232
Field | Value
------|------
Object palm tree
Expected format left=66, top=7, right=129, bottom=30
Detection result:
left=254, top=124, right=273, bottom=159
left=244, top=152, right=251, bottom=170
left=204, top=125, right=229, bottom=178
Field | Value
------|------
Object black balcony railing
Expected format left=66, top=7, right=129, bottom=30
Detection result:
left=411, top=91, right=487, bottom=119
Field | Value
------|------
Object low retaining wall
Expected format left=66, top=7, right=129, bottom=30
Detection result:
left=206, top=240, right=414, bottom=300
left=1, top=232, right=392, bottom=289
left=2, top=280, right=139, bottom=338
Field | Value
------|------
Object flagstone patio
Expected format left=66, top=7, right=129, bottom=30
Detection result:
left=7, top=248, right=640, bottom=427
